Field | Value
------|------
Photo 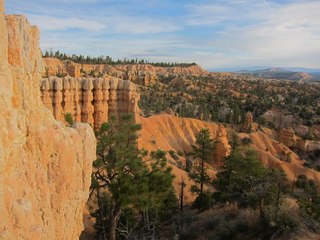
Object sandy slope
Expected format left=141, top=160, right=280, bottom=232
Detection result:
left=137, top=114, right=320, bottom=203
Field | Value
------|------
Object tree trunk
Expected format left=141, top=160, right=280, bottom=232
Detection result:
left=97, top=188, right=107, bottom=240
left=259, top=198, right=265, bottom=224
left=200, top=157, right=204, bottom=202
left=109, top=205, right=122, bottom=240
left=274, top=180, right=281, bottom=223
left=180, top=180, right=184, bottom=212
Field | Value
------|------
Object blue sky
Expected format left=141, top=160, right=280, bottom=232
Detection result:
left=5, top=0, right=320, bottom=70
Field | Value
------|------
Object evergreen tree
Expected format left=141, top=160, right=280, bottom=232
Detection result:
left=214, top=147, right=267, bottom=206
left=190, top=128, right=215, bottom=207
left=214, top=147, right=288, bottom=224
left=91, top=114, right=174, bottom=240
left=297, top=177, right=320, bottom=221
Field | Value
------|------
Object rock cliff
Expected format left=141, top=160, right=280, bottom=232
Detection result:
left=40, top=75, right=140, bottom=129
left=0, top=6, right=96, bottom=240
left=42, top=58, right=208, bottom=85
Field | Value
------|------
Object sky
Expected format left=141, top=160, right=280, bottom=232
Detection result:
left=5, top=0, right=320, bottom=70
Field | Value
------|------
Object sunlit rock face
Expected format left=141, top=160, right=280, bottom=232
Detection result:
left=40, top=76, right=140, bottom=129
left=42, top=57, right=208, bottom=86
left=0, top=5, right=96, bottom=239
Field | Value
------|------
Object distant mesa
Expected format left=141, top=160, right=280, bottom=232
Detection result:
left=236, top=67, right=320, bottom=82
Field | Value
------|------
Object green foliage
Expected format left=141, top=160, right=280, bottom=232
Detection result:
left=264, top=203, right=301, bottom=235
left=190, top=128, right=215, bottom=208
left=213, top=146, right=289, bottom=229
left=192, top=191, right=213, bottom=210
left=241, top=137, right=252, bottom=145
left=168, top=150, right=179, bottom=161
left=296, top=176, right=320, bottom=221
left=91, top=114, right=174, bottom=239
left=159, top=187, right=179, bottom=221
left=185, top=158, right=193, bottom=172
left=64, top=112, right=74, bottom=126
left=42, top=50, right=196, bottom=67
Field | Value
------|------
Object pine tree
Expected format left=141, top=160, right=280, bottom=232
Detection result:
left=91, top=114, right=174, bottom=240
left=190, top=128, right=215, bottom=207
left=213, top=147, right=288, bottom=224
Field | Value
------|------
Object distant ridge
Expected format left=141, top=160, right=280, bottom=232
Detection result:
left=233, top=67, right=320, bottom=82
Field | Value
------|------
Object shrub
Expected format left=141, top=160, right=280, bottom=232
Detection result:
left=192, top=192, right=213, bottom=211
left=169, top=150, right=179, bottom=161
left=65, top=112, right=74, bottom=126
left=264, top=204, right=301, bottom=235
left=303, top=162, right=312, bottom=168
left=185, top=158, right=193, bottom=172
left=177, top=150, right=185, bottom=156
left=295, top=175, right=308, bottom=188
left=242, top=137, right=252, bottom=145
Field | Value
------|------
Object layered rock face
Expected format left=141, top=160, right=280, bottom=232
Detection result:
left=40, top=76, right=140, bottom=129
left=242, top=112, right=253, bottom=133
left=214, top=124, right=231, bottom=164
left=42, top=58, right=208, bottom=85
left=279, top=128, right=320, bottom=152
left=0, top=6, right=96, bottom=240
left=279, top=128, right=296, bottom=147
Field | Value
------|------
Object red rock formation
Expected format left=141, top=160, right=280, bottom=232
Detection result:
left=40, top=76, right=140, bottom=129
left=0, top=7, right=96, bottom=240
left=279, top=128, right=296, bottom=147
left=215, top=124, right=231, bottom=164
left=42, top=58, right=208, bottom=85
left=278, top=127, right=320, bottom=152
left=242, top=112, right=253, bottom=133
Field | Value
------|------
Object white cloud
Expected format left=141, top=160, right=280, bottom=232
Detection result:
left=184, top=0, right=320, bottom=68
left=28, top=15, right=106, bottom=32
left=11, top=0, right=320, bottom=69
left=107, top=16, right=181, bottom=34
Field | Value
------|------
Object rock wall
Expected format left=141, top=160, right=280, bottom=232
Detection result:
left=278, top=128, right=320, bottom=152
left=40, top=76, right=140, bottom=129
left=279, top=128, right=296, bottom=148
left=242, top=112, right=253, bottom=133
left=42, top=58, right=208, bottom=86
left=214, top=124, right=231, bottom=164
left=0, top=6, right=96, bottom=240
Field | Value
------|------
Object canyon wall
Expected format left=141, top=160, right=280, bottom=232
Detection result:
left=0, top=6, right=96, bottom=240
left=42, top=57, right=208, bottom=85
left=40, top=76, right=140, bottom=129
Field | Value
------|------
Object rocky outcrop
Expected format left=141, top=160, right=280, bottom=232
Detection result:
left=40, top=76, right=140, bottom=129
left=278, top=128, right=320, bottom=152
left=279, top=128, right=296, bottom=147
left=42, top=58, right=208, bottom=86
left=0, top=7, right=96, bottom=240
left=242, top=112, right=253, bottom=133
left=215, top=124, right=231, bottom=164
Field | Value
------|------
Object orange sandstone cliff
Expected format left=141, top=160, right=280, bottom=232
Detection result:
left=0, top=5, right=96, bottom=240
left=42, top=57, right=208, bottom=85
left=138, top=114, right=320, bottom=197
left=40, top=75, right=140, bottom=129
